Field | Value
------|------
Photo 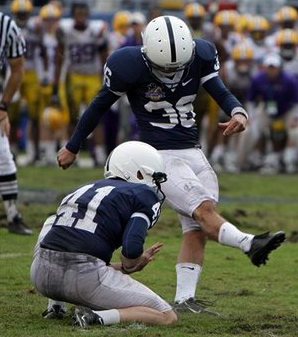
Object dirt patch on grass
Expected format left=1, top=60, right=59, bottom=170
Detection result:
left=287, top=231, right=298, bottom=243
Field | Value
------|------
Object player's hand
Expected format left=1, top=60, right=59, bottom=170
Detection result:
left=135, top=242, right=164, bottom=271
left=218, top=114, right=247, bottom=136
left=57, top=147, right=77, bottom=170
left=0, top=110, right=10, bottom=137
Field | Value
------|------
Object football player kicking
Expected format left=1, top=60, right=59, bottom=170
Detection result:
left=57, top=16, right=286, bottom=314
left=31, top=141, right=177, bottom=326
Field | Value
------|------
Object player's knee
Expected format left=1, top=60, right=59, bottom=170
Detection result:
left=161, top=310, right=177, bottom=325
left=193, top=200, right=216, bottom=224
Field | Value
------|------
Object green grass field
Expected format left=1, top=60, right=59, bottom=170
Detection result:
left=0, top=167, right=297, bottom=337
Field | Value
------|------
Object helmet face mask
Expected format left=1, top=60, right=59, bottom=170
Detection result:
left=142, top=46, right=195, bottom=74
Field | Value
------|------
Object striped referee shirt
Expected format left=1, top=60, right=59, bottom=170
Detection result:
left=0, top=12, right=26, bottom=70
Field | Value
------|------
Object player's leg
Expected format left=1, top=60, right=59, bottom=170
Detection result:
left=33, top=216, right=66, bottom=318
left=261, top=120, right=286, bottom=174
left=74, top=306, right=176, bottom=327
left=23, top=71, right=42, bottom=163
left=174, top=220, right=206, bottom=305
left=73, top=261, right=176, bottom=326
left=68, top=73, right=83, bottom=136
left=183, top=148, right=284, bottom=267
left=39, top=85, right=56, bottom=165
left=0, top=135, right=32, bottom=234
left=159, top=148, right=218, bottom=312
left=31, top=250, right=176, bottom=326
left=283, top=111, right=298, bottom=173
left=193, top=199, right=285, bottom=267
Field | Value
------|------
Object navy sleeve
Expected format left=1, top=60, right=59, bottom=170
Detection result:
left=132, top=186, right=161, bottom=228
left=202, top=76, right=243, bottom=116
left=104, top=47, right=140, bottom=94
left=66, top=86, right=119, bottom=154
left=195, top=39, right=220, bottom=78
left=121, top=216, right=148, bottom=259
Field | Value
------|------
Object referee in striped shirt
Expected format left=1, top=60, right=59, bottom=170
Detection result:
left=0, top=12, right=32, bottom=234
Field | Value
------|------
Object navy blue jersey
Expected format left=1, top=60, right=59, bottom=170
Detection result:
left=66, top=39, right=243, bottom=153
left=41, top=179, right=161, bottom=264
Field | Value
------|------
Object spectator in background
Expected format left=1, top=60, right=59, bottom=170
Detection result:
left=246, top=53, right=298, bottom=174
left=276, top=28, right=298, bottom=78
left=121, top=11, right=146, bottom=47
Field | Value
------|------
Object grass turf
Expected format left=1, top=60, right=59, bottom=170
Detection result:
left=0, top=167, right=297, bottom=337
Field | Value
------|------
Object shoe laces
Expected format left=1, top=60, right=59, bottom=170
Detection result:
left=189, top=297, right=215, bottom=307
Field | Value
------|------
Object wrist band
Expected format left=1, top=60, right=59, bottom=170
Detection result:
left=231, top=107, right=248, bottom=119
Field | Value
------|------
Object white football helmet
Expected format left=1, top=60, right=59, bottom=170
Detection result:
left=142, top=15, right=195, bottom=73
left=104, top=141, right=167, bottom=188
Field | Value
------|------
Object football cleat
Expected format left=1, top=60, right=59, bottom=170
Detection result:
left=42, top=305, right=66, bottom=319
left=72, top=306, right=104, bottom=328
left=8, top=216, right=32, bottom=235
left=173, top=298, right=220, bottom=315
left=246, top=231, right=286, bottom=267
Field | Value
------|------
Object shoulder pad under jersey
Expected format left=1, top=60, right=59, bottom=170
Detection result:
left=194, top=38, right=217, bottom=61
left=106, top=46, right=144, bottom=85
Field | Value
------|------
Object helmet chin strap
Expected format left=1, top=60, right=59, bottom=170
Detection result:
left=142, top=51, right=191, bottom=90
left=152, top=172, right=167, bottom=204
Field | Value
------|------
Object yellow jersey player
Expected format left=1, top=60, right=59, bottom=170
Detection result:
left=246, top=16, right=271, bottom=66
left=266, top=6, right=298, bottom=50
left=38, top=3, right=69, bottom=166
left=53, top=1, right=108, bottom=166
left=10, top=0, right=47, bottom=164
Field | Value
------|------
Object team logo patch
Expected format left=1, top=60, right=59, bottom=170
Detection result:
left=145, top=83, right=165, bottom=101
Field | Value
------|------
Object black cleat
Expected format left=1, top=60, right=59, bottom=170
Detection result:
left=173, top=298, right=219, bottom=315
left=8, top=216, right=32, bottom=235
left=42, top=305, right=66, bottom=319
left=246, top=231, right=286, bottom=267
left=72, top=306, right=104, bottom=328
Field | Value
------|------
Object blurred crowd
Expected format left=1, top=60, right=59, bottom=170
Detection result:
left=1, top=0, right=298, bottom=174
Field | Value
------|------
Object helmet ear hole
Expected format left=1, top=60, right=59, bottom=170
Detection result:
left=137, top=170, right=144, bottom=180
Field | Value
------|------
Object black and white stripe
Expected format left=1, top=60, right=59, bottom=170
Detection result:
left=0, top=12, right=26, bottom=69
left=164, top=16, right=176, bottom=63
left=0, top=173, right=18, bottom=200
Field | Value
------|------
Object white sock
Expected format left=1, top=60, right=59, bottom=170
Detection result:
left=95, top=145, right=106, bottom=165
left=93, top=309, right=120, bottom=325
left=218, top=222, right=254, bottom=252
left=40, top=141, right=56, bottom=161
left=174, top=263, right=202, bottom=303
left=48, top=299, right=66, bottom=310
left=26, top=140, right=35, bottom=161
left=3, top=200, right=20, bottom=222
left=283, top=147, right=297, bottom=165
